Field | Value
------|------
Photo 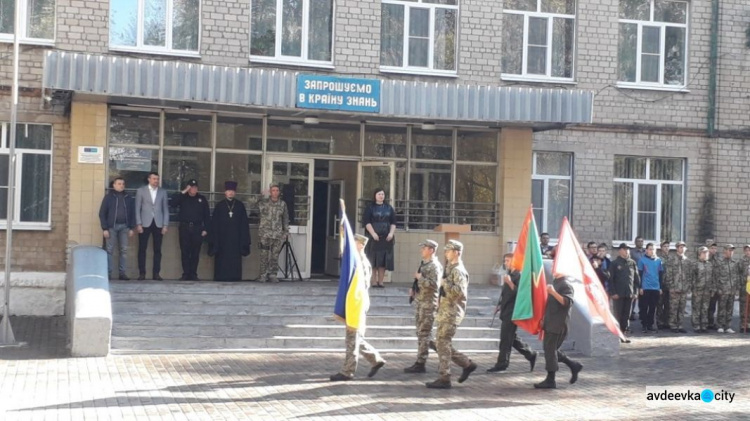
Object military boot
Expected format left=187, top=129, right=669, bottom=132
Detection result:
left=527, top=350, right=538, bottom=372
left=560, top=356, right=583, bottom=384
left=368, top=361, right=385, bottom=378
left=329, top=373, right=353, bottom=381
left=425, top=377, right=452, bottom=389
left=404, top=362, right=426, bottom=373
left=487, top=354, right=509, bottom=373
left=533, top=371, right=556, bottom=389
left=457, top=362, right=477, bottom=383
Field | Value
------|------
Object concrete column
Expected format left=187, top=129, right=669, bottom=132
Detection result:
left=498, top=128, right=533, bottom=249
left=68, top=102, right=108, bottom=247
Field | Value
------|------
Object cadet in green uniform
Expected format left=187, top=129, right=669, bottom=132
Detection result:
left=692, top=247, right=713, bottom=333
left=257, top=184, right=289, bottom=282
left=405, top=239, right=442, bottom=373
left=715, top=244, right=742, bottom=333
left=664, top=241, right=691, bottom=333
left=426, top=240, right=477, bottom=389
left=534, top=276, right=583, bottom=389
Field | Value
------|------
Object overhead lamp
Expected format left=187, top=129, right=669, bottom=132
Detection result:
left=304, top=116, right=320, bottom=125
left=421, top=122, right=436, bottom=130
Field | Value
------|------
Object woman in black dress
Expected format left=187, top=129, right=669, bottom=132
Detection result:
left=362, top=188, right=396, bottom=288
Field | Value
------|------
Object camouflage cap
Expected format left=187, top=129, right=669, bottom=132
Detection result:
left=675, top=241, right=687, bottom=248
left=445, top=239, right=464, bottom=252
left=354, top=234, right=369, bottom=246
left=418, top=239, right=438, bottom=249
left=698, top=246, right=709, bottom=253
left=744, top=245, right=750, bottom=250
left=724, top=244, right=735, bottom=250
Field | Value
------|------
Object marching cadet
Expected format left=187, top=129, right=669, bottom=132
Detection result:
left=715, top=244, right=742, bottom=333
left=257, top=184, right=290, bottom=282
left=739, top=245, right=750, bottom=332
left=692, top=247, right=713, bottom=333
left=426, top=240, right=477, bottom=389
left=487, top=253, right=537, bottom=373
left=656, top=241, right=671, bottom=330
left=404, top=239, right=442, bottom=373
left=664, top=241, right=691, bottom=333
left=534, top=275, right=583, bottom=389
left=330, top=234, right=386, bottom=381
left=172, top=179, right=210, bottom=281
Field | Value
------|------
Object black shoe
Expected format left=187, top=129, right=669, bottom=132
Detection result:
left=533, top=372, right=556, bottom=389
left=569, top=362, right=583, bottom=384
left=153, top=275, right=164, bottom=281
left=671, top=328, right=679, bottom=333
left=119, top=274, right=130, bottom=281
left=620, top=338, right=631, bottom=344
left=429, top=340, right=437, bottom=352
left=487, top=363, right=508, bottom=373
left=330, top=373, right=353, bottom=381
left=368, top=361, right=385, bottom=378
left=425, top=378, right=452, bottom=389
left=678, top=328, right=687, bottom=333
left=404, top=362, right=426, bottom=373
left=642, top=328, right=648, bottom=334
left=137, top=274, right=146, bottom=281
left=179, top=275, right=189, bottom=281
left=648, top=327, right=657, bottom=332
left=528, top=351, right=537, bottom=372
left=457, top=362, right=477, bottom=383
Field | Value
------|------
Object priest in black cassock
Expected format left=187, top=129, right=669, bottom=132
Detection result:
left=208, top=181, right=251, bottom=281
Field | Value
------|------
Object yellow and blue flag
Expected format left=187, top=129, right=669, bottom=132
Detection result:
left=333, top=206, right=369, bottom=331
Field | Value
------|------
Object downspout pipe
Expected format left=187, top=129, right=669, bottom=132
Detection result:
left=707, top=0, right=720, bottom=137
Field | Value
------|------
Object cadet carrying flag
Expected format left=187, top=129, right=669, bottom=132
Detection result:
left=512, top=206, right=548, bottom=335
left=552, top=217, right=626, bottom=340
left=333, top=199, right=369, bottom=331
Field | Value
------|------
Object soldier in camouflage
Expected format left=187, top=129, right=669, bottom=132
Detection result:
left=257, top=185, right=289, bottom=283
left=691, top=247, right=713, bottom=333
left=655, top=241, right=671, bottom=329
left=715, top=244, right=742, bottom=333
left=664, top=241, right=691, bottom=333
left=739, top=245, right=750, bottom=332
left=405, top=239, right=442, bottom=373
left=426, top=240, right=477, bottom=389
left=330, top=234, right=386, bottom=381
left=707, top=241, right=720, bottom=329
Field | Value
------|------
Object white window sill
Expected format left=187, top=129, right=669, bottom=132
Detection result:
left=501, top=74, right=577, bottom=85
left=109, top=47, right=201, bottom=59
left=0, top=224, right=52, bottom=231
left=615, top=83, right=689, bottom=93
left=250, top=56, right=335, bottom=70
left=379, top=67, right=458, bottom=78
left=0, top=37, right=54, bottom=47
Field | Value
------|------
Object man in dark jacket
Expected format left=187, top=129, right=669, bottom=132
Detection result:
left=487, top=253, right=537, bottom=373
left=172, top=179, right=211, bottom=281
left=608, top=243, right=641, bottom=341
left=99, top=177, right=135, bottom=280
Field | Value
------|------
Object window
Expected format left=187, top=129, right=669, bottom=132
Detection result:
left=380, top=0, right=458, bottom=75
left=0, top=123, right=53, bottom=228
left=618, top=0, right=687, bottom=88
left=109, top=0, right=201, bottom=55
left=0, top=0, right=55, bottom=43
left=502, top=0, right=575, bottom=81
left=532, top=151, right=572, bottom=238
left=613, top=156, right=684, bottom=243
left=250, top=0, right=334, bottom=65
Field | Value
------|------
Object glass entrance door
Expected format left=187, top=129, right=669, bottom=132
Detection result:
left=263, top=156, right=314, bottom=279
left=357, top=162, right=395, bottom=226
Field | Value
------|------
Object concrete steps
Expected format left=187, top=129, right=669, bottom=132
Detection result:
left=109, top=280, right=572, bottom=354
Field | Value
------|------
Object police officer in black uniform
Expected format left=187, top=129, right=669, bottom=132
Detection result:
left=172, top=179, right=210, bottom=280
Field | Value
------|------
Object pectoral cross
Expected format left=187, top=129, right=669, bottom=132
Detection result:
left=229, top=211, right=233, bottom=218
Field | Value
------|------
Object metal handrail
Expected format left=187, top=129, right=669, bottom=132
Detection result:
left=358, top=199, right=498, bottom=232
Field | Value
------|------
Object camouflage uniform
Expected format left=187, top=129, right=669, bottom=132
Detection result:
left=340, top=250, right=383, bottom=377
left=691, top=259, right=713, bottom=330
left=739, top=255, right=750, bottom=331
left=257, top=197, right=289, bottom=281
left=656, top=249, right=671, bottom=328
left=414, top=256, right=442, bottom=364
left=664, top=254, right=691, bottom=330
left=714, top=257, right=742, bottom=330
left=435, top=260, right=472, bottom=380
left=707, top=253, right=722, bottom=327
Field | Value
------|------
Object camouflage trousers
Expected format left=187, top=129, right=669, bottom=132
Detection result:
left=656, top=289, right=670, bottom=328
left=668, top=290, right=687, bottom=330
left=259, top=237, right=283, bottom=280
left=716, top=292, right=735, bottom=330
left=739, top=287, right=749, bottom=331
left=415, top=303, right=436, bottom=364
left=691, top=289, right=711, bottom=330
left=341, top=328, right=382, bottom=377
left=436, top=323, right=471, bottom=380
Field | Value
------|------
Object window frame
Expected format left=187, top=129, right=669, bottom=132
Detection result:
left=249, top=0, right=336, bottom=68
left=617, top=0, right=689, bottom=90
left=379, top=0, right=460, bottom=77
left=0, top=0, right=56, bottom=45
left=0, top=123, right=54, bottom=230
left=612, top=156, right=685, bottom=244
left=109, top=0, right=202, bottom=58
left=531, top=151, right=573, bottom=239
left=501, top=0, right=577, bottom=83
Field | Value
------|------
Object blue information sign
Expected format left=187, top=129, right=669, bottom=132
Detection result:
left=296, top=75, right=381, bottom=113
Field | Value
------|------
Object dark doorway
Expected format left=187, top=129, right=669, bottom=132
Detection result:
left=311, top=180, right=328, bottom=274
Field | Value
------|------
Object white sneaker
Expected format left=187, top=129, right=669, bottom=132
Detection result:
left=717, top=328, right=724, bottom=333
left=726, top=328, right=735, bottom=334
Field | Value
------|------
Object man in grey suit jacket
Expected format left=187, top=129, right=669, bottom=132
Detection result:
left=135, top=172, right=170, bottom=280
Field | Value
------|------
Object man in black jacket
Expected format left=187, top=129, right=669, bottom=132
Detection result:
left=608, top=243, right=641, bottom=341
left=487, top=253, right=537, bottom=373
left=172, top=179, right=211, bottom=281
left=99, top=177, right=135, bottom=280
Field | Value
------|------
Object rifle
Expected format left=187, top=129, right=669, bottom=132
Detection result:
left=410, top=261, right=426, bottom=304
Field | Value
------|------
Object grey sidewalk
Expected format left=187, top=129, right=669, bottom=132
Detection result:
left=1, top=316, right=749, bottom=420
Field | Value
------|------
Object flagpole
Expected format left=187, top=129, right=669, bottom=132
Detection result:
left=1, top=0, right=21, bottom=345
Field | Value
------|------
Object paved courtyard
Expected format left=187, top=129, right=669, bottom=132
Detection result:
left=1, top=316, right=749, bottom=420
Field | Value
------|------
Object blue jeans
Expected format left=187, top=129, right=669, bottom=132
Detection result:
left=105, top=223, right=130, bottom=276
